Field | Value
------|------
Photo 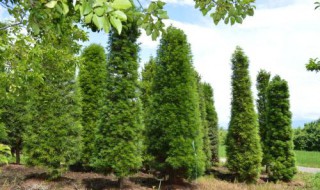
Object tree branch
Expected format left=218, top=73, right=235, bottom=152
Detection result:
left=0, top=21, right=23, bottom=30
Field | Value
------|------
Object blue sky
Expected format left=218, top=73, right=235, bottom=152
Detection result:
left=137, top=0, right=320, bottom=128
left=1, top=0, right=320, bottom=128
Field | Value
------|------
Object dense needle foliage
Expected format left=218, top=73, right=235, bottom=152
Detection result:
left=226, top=46, right=262, bottom=182
left=256, top=70, right=271, bottom=166
left=266, top=75, right=296, bottom=181
left=202, top=83, right=219, bottom=164
left=147, top=26, right=205, bottom=182
left=93, top=12, right=143, bottom=186
left=79, top=44, right=107, bottom=167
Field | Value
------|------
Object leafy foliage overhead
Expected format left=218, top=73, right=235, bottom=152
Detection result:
left=0, top=0, right=256, bottom=40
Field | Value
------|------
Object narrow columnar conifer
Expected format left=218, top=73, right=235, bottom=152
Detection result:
left=266, top=75, right=296, bottom=181
left=226, top=46, right=262, bottom=182
left=147, top=26, right=205, bottom=182
left=196, top=76, right=212, bottom=170
left=141, top=57, right=157, bottom=168
left=24, top=44, right=83, bottom=178
left=79, top=44, right=107, bottom=167
left=93, top=13, right=143, bottom=188
left=141, top=57, right=157, bottom=114
left=202, top=83, right=219, bottom=164
left=256, top=70, right=271, bottom=166
left=23, top=21, right=84, bottom=178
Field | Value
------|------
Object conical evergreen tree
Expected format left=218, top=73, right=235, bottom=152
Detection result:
left=141, top=57, right=157, bottom=169
left=79, top=44, right=107, bottom=167
left=147, top=26, right=205, bottom=182
left=226, top=46, right=262, bottom=182
left=256, top=70, right=271, bottom=166
left=141, top=57, right=156, bottom=111
left=93, top=12, right=143, bottom=188
left=202, top=83, right=219, bottom=164
left=23, top=22, right=84, bottom=178
left=266, top=75, right=296, bottom=181
left=196, top=76, right=211, bottom=170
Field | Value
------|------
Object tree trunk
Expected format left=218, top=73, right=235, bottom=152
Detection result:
left=168, top=170, right=177, bottom=185
left=118, top=177, right=124, bottom=189
left=16, top=147, right=20, bottom=164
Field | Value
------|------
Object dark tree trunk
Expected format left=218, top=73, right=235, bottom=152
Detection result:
left=118, top=177, right=124, bottom=189
left=16, top=148, right=20, bottom=164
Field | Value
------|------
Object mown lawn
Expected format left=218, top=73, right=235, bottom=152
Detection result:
left=219, top=145, right=320, bottom=168
left=295, top=150, right=320, bottom=168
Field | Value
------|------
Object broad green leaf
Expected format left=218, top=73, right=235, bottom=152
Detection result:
left=112, top=10, right=127, bottom=21
left=224, top=18, right=229, bottom=25
left=235, top=16, right=243, bottom=24
left=247, top=8, right=254, bottom=16
left=45, top=1, right=57, bottom=8
left=93, top=0, right=106, bottom=8
left=158, top=10, right=169, bottom=19
left=94, top=7, right=105, bottom=17
left=62, top=2, right=69, bottom=15
left=110, top=16, right=122, bottom=34
left=30, top=23, right=40, bottom=35
left=151, top=30, right=159, bottom=41
left=103, top=16, right=111, bottom=33
left=84, top=12, right=93, bottom=23
left=92, top=14, right=104, bottom=29
left=230, top=17, right=236, bottom=25
left=83, top=2, right=93, bottom=15
left=111, top=0, right=132, bottom=10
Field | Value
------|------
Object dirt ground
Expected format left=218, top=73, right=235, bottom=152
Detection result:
left=0, top=165, right=308, bottom=190
left=0, top=164, right=196, bottom=190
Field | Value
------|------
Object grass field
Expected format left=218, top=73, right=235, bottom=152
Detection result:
left=219, top=145, right=320, bottom=168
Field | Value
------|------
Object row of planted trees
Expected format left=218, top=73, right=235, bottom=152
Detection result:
left=0, top=9, right=296, bottom=186
left=226, top=47, right=296, bottom=182
left=0, top=13, right=220, bottom=186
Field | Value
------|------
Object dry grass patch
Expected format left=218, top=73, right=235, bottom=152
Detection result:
left=196, top=176, right=305, bottom=190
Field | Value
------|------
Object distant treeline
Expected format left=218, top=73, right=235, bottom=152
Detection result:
left=294, top=119, right=320, bottom=152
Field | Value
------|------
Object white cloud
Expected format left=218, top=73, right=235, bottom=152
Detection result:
left=139, top=0, right=320, bottom=127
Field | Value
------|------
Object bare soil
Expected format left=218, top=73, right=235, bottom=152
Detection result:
left=0, top=165, right=308, bottom=190
left=0, top=164, right=196, bottom=190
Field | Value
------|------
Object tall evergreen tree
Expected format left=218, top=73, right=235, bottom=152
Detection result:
left=23, top=22, right=85, bottom=178
left=147, top=26, right=205, bottom=182
left=266, top=75, right=296, bottom=181
left=196, top=76, right=211, bottom=170
left=141, top=57, right=156, bottom=112
left=256, top=70, right=271, bottom=167
left=0, top=23, right=34, bottom=163
left=141, top=57, right=157, bottom=168
left=79, top=44, right=107, bottom=167
left=226, top=46, right=262, bottom=182
left=202, top=82, right=219, bottom=164
left=93, top=12, right=143, bottom=188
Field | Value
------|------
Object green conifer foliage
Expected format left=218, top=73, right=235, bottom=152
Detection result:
left=141, top=57, right=157, bottom=168
left=266, top=75, right=296, bottom=181
left=141, top=57, right=156, bottom=112
left=226, top=46, right=262, bottom=182
left=24, top=44, right=83, bottom=178
left=256, top=70, right=271, bottom=166
left=93, top=14, right=143, bottom=187
left=202, top=83, right=219, bottom=164
left=23, top=21, right=85, bottom=178
left=196, top=76, right=211, bottom=170
left=79, top=44, right=107, bottom=167
left=147, top=26, right=205, bottom=182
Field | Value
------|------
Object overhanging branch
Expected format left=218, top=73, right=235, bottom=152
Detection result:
left=0, top=21, right=23, bottom=30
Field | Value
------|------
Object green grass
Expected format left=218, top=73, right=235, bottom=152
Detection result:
left=219, top=145, right=320, bottom=168
left=219, top=145, right=226, bottom=158
left=295, top=150, right=320, bottom=168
